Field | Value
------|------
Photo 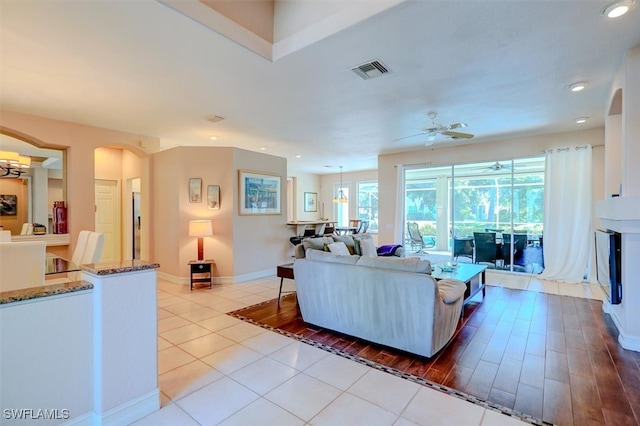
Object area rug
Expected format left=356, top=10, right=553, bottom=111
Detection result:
left=228, top=293, right=551, bottom=426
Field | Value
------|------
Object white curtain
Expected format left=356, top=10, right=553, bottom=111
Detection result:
left=394, top=164, right=405, bottom=247
left=539, top=145, right=592, bottom=283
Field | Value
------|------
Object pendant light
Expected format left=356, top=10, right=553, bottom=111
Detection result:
left=333, top=166, right=348, bottom=203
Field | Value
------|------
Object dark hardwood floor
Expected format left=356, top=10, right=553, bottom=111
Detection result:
left=231, top=285, right=640, bottom=426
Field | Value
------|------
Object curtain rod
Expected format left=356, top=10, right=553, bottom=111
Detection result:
left=542, top=143, right=603, bottom=154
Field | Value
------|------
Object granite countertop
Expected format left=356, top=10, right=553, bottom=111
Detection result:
left=0, top=260, right=160, bottom=305
left=0, top=281, right=93, bottom=305
left=80, top=259, right=160, bottom=276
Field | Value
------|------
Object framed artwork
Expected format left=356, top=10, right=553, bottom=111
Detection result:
left=0, top=194, right=17, bottom=216
left=189, top=178, right=202, bottom=203
left=207, top=185, right=220, bottom=210
left=304, top=192, right=317, bottom=212
left=238, top=170, right=281, bottom=215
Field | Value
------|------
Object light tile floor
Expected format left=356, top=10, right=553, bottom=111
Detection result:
left=132, top=271, right=605, bottom=426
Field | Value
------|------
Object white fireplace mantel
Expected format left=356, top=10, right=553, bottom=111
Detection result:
left=596, top=197, right=640, bottom=234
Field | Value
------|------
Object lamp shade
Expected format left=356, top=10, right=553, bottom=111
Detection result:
left=189, top=220, right=213, bottom=237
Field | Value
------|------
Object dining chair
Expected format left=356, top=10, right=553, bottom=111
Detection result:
left=473, top=232, right=499, bottom=267
left=82, top=232, right=105, bottom=264
left=453, top=238, right=474, bottom=261
left=0, top=241, right=46, bottom=292
left=501, top=233, right=527, bottom=269
left=349, top=219, right=362, bottom=234
left=71, top=230, right=92, bottom=265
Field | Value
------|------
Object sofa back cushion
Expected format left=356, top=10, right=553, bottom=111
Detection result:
left=356, top=256, right=432, bottom=274
left=306, top=248, right=360, bottom=265
left=302, top=236, right=335, bottom=251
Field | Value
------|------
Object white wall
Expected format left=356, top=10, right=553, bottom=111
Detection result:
left=319, top=169, right=378, bottom=224
left=287, top=170, right=321, bottom=222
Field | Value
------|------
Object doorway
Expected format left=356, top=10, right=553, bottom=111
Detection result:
left=95, top=179, right=121, bottom=262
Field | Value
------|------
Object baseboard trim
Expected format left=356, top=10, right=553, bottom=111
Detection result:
left=610, top=309, right=640, bottom=352
left=157, top=269, right=275, bottom=285
left=93, top=388, right=160, bottom=426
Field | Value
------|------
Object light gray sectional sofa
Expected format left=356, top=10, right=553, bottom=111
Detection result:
left=293, top=238, right=466, bottom=358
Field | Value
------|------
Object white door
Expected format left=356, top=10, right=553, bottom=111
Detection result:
left=95, top=179, right=121, bottom=262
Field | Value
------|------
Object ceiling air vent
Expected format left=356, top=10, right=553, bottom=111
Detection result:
left=351, top=60, right=391, bottom=80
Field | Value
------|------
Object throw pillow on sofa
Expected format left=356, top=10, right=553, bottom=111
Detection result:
left=360, top=238, right=378, bottom=257
left=302, top=236, right=335, bottom=252
left=352, top=233, right=373, bottom=255
left=327, top=241, right=351, bottom=256
left=332, top=234, right=356, bottom=254
left=306, top=248, right=360, bottom=264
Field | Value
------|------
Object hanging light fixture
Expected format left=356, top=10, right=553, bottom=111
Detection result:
left=332, top=166, right=348, bottom=203
left=0, top=151, right=31, bottom=178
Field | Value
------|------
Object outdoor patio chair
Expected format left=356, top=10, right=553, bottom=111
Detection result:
left=407, top=222, right=436, bottom=254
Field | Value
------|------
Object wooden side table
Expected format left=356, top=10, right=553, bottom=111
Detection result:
left=188, top=260, right=215, bottom=290
left=276, top=263, right=295, bottom=305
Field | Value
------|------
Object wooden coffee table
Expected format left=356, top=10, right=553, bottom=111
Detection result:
left=431, top=263, right=487, bottom=304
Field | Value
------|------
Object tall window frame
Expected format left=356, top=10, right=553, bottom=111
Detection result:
left=357, top=180, right=378, bottom=233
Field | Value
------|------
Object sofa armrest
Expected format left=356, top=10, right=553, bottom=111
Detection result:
left=436, top=279, right=466, bottom=304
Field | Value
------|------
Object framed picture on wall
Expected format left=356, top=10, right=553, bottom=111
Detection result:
left=304, top=192, right=317, bottom=212
left=0, top=194, right=17, bottom=216
left=238, top=170, right=281, bottom=215
left=189, top=178, right=202, bottom=203
left=207, top=185, right=220, bottom=210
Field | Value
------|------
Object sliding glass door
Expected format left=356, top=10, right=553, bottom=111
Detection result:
left=404, top=157, right=545, bottom=274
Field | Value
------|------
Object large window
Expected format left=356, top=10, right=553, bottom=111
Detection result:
left=357, top=181, right=378, bottom=232
left=404, top=157, right=545, bottom=274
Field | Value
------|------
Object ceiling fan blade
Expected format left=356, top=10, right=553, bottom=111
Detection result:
left=447, top=122, right=467, bottom=130
left=393, top=132, right=425, bottom=142
left=441, top=131, right=474, bottom=139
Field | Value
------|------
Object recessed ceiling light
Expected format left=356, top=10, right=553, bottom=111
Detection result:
left=575, top=117, right=589, bottom=124
left=295, top=154, right=302, bottom=158
left=259, top=147, right=267, bottom=151
left=601, top=0, right=634, bottom=18
left=209, top=136, right=217, bottom=140
left=568, top=81, right=588, bottom=92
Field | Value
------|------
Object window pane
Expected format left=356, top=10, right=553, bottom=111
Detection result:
left=357, top=181, right=378, bottom=232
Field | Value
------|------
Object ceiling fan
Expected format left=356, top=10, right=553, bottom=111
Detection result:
left=485, top=161, right=511, bottom=172
left=396, top=112, right=474, bottom=146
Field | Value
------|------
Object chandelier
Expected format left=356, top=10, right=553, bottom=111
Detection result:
left=332, top=166, right=348, bottom=203
left=0, top=151, right=31, bottom=178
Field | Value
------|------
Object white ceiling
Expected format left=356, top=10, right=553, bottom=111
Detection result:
left=2, top=0, right=640, bottom=174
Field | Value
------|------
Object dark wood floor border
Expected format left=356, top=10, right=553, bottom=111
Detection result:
left=228, top=294, right=553, bottom=426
